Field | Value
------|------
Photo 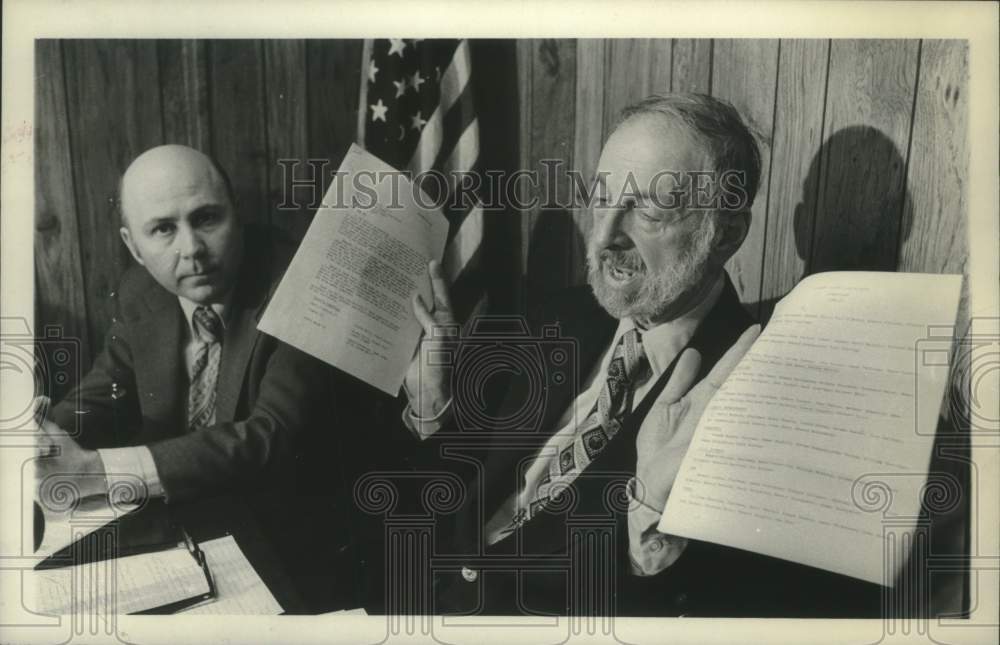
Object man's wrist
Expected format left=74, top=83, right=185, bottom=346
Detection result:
left=79, top=449, right=110, bottom=498
left=402, top=377, right=452, bottom=419
left=633, top=469, right=668, bottom=513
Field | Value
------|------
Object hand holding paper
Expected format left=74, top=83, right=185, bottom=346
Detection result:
left=635, top=325, right=760, bottom=512
left=404, top=259, right=459, bottom=419
left=258, top=145, right=449, bottom=394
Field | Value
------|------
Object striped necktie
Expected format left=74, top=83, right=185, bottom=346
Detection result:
left=187, top=306, right=223, bottom=430
left=498, top=327, right=651, bottom=537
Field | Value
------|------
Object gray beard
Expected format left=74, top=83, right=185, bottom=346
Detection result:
left=586, top=219, right=716, bottom=323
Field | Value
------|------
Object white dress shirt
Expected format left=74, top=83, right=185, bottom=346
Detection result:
left=96, top=298, right=227, bottom=502
left=404, top=275, right=724, bottom=576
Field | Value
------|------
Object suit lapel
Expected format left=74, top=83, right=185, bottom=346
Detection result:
left=132, top=282, right=185, bottom=437
left=215, top=237, right=273, bottom=423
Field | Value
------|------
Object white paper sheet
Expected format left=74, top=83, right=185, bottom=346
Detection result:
left=659, top=272, right=962, bottom=585
left=180, top=535, right=282, bottom=615
left=29, top=546, right=209, bottom=615
left=258, top=144, right=449, bottom=394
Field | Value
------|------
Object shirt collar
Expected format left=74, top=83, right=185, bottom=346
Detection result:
left=177, top=296, right=229, bottom=339
left=609, top=274, right=725, bottom=378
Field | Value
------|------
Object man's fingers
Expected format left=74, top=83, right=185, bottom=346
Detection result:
left=704, top=324, right=760, bottom=389
left=412, top=293, right=436, bottom=334
left=428, top=260, right=454, bottom=314
left=658, top=347, right=703, bottom=405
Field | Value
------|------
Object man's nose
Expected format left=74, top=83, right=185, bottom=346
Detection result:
left=175, top=225, right=206, bottom=259
left=593, top=205, right=630, bottom=248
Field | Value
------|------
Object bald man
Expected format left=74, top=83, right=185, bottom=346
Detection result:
left=38, top=145, right=331, bottom=506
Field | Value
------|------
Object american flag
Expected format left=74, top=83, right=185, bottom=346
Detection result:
left=358, top=38, right=485, bottom=320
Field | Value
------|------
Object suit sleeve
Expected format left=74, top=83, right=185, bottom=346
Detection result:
left=50, top=302, right=141, bottom=451
left=144, top=338, right=328, bottom=502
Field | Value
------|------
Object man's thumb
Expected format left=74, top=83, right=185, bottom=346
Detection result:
left=32, top=396, right=51, bottom=425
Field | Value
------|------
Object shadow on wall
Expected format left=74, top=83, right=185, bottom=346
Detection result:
left=755, top=125, right=914, bottom=322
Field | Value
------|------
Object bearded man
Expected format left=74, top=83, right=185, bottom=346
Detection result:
left=380, top=93, right=880, bottom=617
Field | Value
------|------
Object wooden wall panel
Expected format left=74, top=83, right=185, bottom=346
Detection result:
left=35, top=38, right=970, bottom=383
left=899, top=40, right=969, bottom=325
left=603, top=39, right=655, bottom=140
left=570, top=39, right=606, bottom=286
left=523, top=39, right=577, bottom=309
left=209, top=40, right=269, bottom=228
left=811, top=40, right=920, bottom=274
left=712, top=39, right=780, bottom=313
left=758, top=39, right=830, bottom=320
left=671, top=39, right=713, bottom=94
left=63, top=40, right=164, bottom=353
left=306, top=40, right=363, bottom=166
left=34, top=41, right=91, bottom=400
left=264, top=40, right=310, bottom=240
left=158, top=40, right=211, bottom=151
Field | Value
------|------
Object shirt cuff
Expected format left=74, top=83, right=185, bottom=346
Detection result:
left=400, top=378, right=452, bottom=439
left=626, top=477, right=688, bottom=577
left=400, top=399, right=452, bottom=440
left=97, top=446, right=165, bottom=502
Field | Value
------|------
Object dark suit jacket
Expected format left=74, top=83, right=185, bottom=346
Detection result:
left=406, top=274, right=882, bottom=618
left=51, top=227, right=330, bottom=502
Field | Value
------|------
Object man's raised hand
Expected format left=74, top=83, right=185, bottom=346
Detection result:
left=404, top=260, right=459, bottom=418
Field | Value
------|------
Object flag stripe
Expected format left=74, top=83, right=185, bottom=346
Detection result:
left=359, top=38, right=486, bottom=322
left=432, top=84, right=478, bottom=174
left=444, top=204, right=483, bottom=281
left=407, top=42, right=473, bottom=173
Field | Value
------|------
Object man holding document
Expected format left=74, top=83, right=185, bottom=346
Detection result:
left=397, top=94, right=887, bottom=617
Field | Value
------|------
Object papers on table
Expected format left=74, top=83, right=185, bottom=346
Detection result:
left=29, top=546, right=210, bottom=615
left=180, top=535, right=282, bottom=615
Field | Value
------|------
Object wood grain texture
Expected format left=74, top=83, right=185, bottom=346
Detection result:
left=209, top=40, right=269, bottom=227
left=898, top=40, right=969, bottom=329
left=524, top=39, right=577, bottom=309
left=603, top=39, right=654, bottom=141
left=711, top=39, right=780, bottom=313
left=471, top=39, right=523, bottom=315
left=158, top=40, right=210, bottom=151
left=647, top=39, right=673, bottom=95
left=811, top=40, right=920, bottom=274
left=63, top=40, right=164, bottom=353
left=516, top=39, right=534, bottom=311
left=570, top=39, right=606, bottom=286
left=306, top=40, right=363, bottom=166
left=264, top=40, right=310, bottom=240
left=34, top=41, right=92, bottom=389
left=758, top=39, right=830, bottom=321
left=671, top=39, right=713, bottom=94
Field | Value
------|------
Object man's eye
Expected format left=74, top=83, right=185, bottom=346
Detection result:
left=194, top=211, right=221, bottom=227
left=151, top=223, right=175, bottom=236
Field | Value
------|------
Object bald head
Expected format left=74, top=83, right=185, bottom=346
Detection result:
left=120, top=145, right=234, bottom=228
left=118, top=145, right=243, bottom=305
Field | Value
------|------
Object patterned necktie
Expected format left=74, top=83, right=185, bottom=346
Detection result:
left=498, top=327, right=652, bottom=537
left=187, top=306, right=223, bottom=430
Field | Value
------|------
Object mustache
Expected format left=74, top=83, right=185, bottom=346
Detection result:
left=595, top=247, right=644, bottom=272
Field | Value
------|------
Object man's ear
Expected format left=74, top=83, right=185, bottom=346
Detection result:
left=119, top=226, right=145, bottom=266
left=711, top=208, right=751, bottom=264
